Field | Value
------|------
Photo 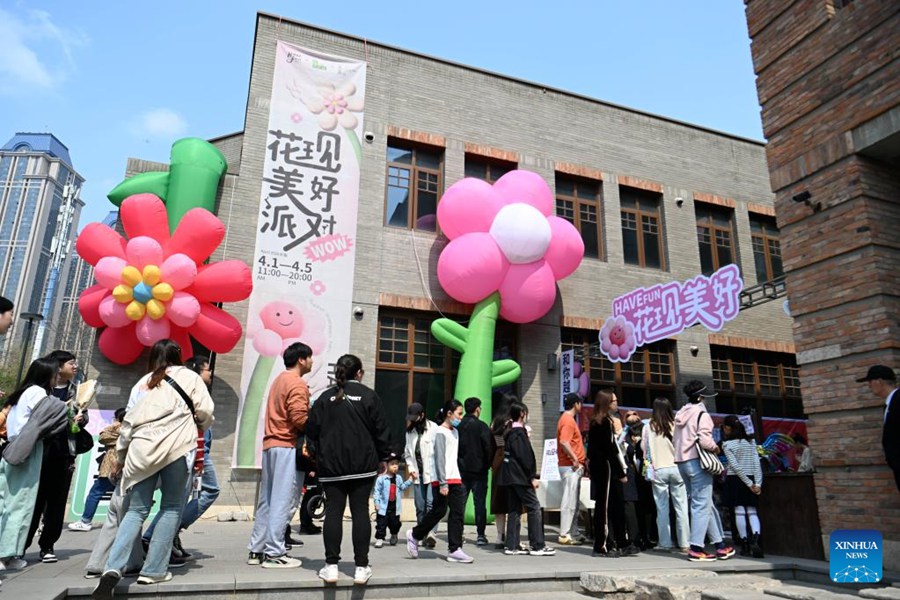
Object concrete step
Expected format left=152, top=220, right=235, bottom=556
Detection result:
left=765, top=583, right=859, bottom=600
left=860, top=588, right=900, bottom=600
left=703, top=590, right=772, bottom=600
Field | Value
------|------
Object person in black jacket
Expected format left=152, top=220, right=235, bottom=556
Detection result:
left=26, top=350, right=86, bottom=563
left=496, top=402, right=555, bottom=556
left=858, top=365, right=900, bottom=491
left=306, top=354, right=392, bottom=586
left=587, top=389, right=628, bottom=557
left=457, top=397, right=493, bottom=546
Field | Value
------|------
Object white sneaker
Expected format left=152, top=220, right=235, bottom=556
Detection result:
left=68, top=521, right=93, bottom=532
left=374, top=538, right=383, bottom=548
left=318, top=563, right=339, bottom=583
left=353, top=565, right=372, bottom=584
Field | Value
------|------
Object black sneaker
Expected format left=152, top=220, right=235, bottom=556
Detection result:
left=172, top=533, right=192, bottom=560
left=299, top=524, right=322, bottom=535
left=247, top=552, right=264, bottom=566
left=168, top=553, right=187, bottom=569
left=40, top=549, right=58, bottom=563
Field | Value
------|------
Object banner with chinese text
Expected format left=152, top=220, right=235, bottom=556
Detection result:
left=233, top=42, right=366, bottom=468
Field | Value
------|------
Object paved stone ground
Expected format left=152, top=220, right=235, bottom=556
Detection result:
left=0, top=519, right=881, bottom=599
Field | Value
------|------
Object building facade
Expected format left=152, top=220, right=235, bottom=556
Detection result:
left=0, top=133, right=84, bottom=358
left=86, top=14, right=797, bottom=509
left=744, top=0, right=900, bottom=565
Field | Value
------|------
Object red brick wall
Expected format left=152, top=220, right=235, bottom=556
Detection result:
left=744, top=0, right=900, bottom=564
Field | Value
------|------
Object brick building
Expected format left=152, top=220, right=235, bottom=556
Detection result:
left=85, top=14, right=798, bottom=513
left=743, top=0, right=900, bottom=565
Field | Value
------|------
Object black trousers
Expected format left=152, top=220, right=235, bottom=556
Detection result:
left=375, top=500, right=401, bottom=539
left=461, top=472, right=488, bottom=537
left=322, top=477, right=375, bottom=567
left=412, top=483, right=465, bottom=552
left=27, top=456, right=74, bottom=552
left=506, top=484, right=545, bottom=550
left=605, top=479, right=628, bottom=549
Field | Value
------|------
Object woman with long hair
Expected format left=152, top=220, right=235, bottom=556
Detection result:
left=0, top=358, right=64, bottom=571
left=643, top=396, right=690, bottom=553
left=406, top=399, right=474, bottom=564
left=721, top=415, right=764, bottom=558
left=586, top=388, right=629, bottom=557
left=673, top=380, right=734, bottom=562
left=93, top=340, right=214, bottom=599
left=306, top=354, right=392, bottom=585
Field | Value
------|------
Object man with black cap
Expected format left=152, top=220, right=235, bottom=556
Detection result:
left=858, top=365, right=899, bottom=491
left=0, top=296, right=13, bottom=336
left=403, top=402, right=438, bottom=548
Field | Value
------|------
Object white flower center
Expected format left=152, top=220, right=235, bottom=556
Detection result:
left=489, top=203, right=551, bottom=264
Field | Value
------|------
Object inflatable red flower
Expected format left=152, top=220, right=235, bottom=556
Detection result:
left=76, top=194, right=252, bottom=365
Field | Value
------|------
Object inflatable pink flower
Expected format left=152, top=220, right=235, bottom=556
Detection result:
left=436, top=171, right=584, bottom=323
left=599, top=316, right=637, bottom=363
left=76, top=194, right=252, bottom=365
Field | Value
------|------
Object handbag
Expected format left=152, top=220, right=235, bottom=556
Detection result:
left=695, top=412, right=724, bottom=475
left=73, top=426, right=94, bottom=455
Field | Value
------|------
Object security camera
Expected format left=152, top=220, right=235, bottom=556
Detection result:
left=689, top=345, right=699, bottom=356
left=353, top=306, right=364, bottom=319
left=363, top=131, right=374, bottom=143
left=675, top=197, right=684, bottom=208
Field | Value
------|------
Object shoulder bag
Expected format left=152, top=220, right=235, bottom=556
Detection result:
left=695, top=412, right=724, bottom=475
left=165, top=375, right=205, bottom=474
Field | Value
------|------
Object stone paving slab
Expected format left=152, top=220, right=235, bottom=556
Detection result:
left=765, top=583, right=860, bottom=600
left=0, top=518, right=874, bottom=598
left=859, top=588, right=900, bottom=600
left=635, top=574, right=783, bottom=600
left=582, top=569, right=718, bottom=593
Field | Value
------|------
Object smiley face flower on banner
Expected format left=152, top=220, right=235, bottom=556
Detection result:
left=76, top=194, right=252, bottom=365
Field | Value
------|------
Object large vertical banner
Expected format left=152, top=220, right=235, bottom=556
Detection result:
left=233, top=42, right=366, bottom=468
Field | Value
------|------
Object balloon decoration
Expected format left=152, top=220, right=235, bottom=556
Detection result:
left=76, top=139, right=252, bottom=364
left=432, top=170, right=585, bottom=421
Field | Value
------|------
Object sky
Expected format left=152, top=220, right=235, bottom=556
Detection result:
left=1, top=1, right=764, bottom=230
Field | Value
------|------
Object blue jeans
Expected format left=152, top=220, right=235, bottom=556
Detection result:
left=82, top=477, right=116, bottom=522
left=651, top=466, right=690, bottom=549
left=412, top=481, right=437, bottom=534
left=144, top=450, right=220, bottom=538
left=105, top=458, right=191, bottom=578
left=461, top=472, right=488, bottom=537
left=677, top=459, right=723, bottom=549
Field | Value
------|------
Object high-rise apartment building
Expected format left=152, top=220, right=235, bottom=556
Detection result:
left=52, top=211, right=117, bottom=368
left=0, top=133, right=84, bottom=356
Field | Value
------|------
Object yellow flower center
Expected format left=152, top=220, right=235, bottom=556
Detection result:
left=114, top=264, right=171, bottom=321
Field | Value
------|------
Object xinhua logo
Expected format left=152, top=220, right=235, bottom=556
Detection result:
left=830, top=530, right=882, bottom=583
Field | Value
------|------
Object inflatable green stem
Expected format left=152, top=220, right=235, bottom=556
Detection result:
left=235, top=355, right=277, bottom=468
left=431, top=293, right=521, bottom=526
left=107, top=137, right=227, bottom=234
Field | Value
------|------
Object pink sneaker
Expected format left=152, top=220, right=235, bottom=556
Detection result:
left=405, top=530, right=419, bottom=559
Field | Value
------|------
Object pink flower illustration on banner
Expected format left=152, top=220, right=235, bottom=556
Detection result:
left=290, top=112, right=303, bottom=123
left=599, top=315, right=637, bottom=363
left=310, top=280, right=326, bottom=296
left=76, top=194, right=252, bottom=365
left=301, top=82, right=364, bottom=131
left=436, top=171, right=584, bottom=323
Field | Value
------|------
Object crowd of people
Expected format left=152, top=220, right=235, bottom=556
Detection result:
left=0, top=290, right=895, bottom=596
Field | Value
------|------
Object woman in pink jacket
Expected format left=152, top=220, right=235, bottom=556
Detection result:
left=673, top=380, right=734, bottom=562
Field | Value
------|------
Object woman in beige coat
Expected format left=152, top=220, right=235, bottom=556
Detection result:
left=92, top=339, right=213, bottom=598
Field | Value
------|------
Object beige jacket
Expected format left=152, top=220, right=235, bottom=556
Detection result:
left=117, top=367, right=214, bottom=493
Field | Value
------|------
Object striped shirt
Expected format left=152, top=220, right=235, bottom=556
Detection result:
left=723, top=439, right=763, bottom=489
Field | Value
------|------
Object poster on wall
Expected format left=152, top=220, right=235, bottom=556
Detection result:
left=68, top=409, right=162, bottom=522
left=232, top=41, right=367, bottom=468
left=598, top=263, right=743, bottom=363
left=558, top=349, right=591, bottom=411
